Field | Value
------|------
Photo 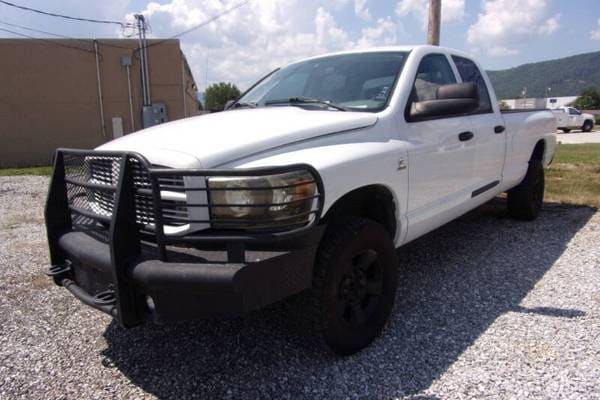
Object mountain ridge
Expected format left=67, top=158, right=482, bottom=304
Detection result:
left=486, top=51, right=600, bottom=99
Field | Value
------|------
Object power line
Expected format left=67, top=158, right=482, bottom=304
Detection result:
left=0, top=0, right=133, bottom=27
left=139, top=0, right=251, bottom=51
left=0, top=26, right=97, bottom=54
left=0, top=19, right=140, bottom=50
left=166, top=0, right=250, bottom=39
left=0, top=19, right=90, bottom=41
left=0, top=0, right=253, bottom=56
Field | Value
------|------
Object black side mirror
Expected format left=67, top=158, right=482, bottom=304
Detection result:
left=409, top=82, right=479, bottom=121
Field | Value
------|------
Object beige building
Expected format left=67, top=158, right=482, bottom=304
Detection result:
left=0, top=38, right=198, bottom=167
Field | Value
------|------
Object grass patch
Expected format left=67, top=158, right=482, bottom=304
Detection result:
left=0, top=166, right=52, bottom=176
left=546, top=144, right=600, bottom=208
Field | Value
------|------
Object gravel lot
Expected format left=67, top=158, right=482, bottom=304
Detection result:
left=1, top=175, right=599, bottom=400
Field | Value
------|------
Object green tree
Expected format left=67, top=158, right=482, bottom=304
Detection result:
left=571, top=87, right=600, bottom=110
left=205, top=82, right=241, bottom=111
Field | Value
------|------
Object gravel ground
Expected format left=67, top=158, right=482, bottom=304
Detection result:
left=1, top=175, right=599, bottom=400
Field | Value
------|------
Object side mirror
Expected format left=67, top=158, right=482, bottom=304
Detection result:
left=409, top=82, right=479, bottom=121
left=224, top=99, right=236, bottom=110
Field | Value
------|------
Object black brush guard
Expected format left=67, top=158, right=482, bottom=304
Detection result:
left=45, top=148, right=325, bottom=327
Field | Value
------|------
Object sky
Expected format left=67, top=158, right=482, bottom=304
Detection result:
left=0, top=0, right=598, bottom=91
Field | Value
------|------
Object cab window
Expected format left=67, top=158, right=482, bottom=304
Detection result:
left=452, top=55, right=492, bottom=113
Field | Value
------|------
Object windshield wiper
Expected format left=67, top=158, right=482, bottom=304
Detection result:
left=265, top=97, right=348, bottom=111
left=231, top=101, right=257, bottom=109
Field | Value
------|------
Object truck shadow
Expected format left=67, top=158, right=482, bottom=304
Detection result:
left=101, top=200, right=595, bottom=399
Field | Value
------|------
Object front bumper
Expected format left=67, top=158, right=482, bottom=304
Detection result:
left=49, top=228, right=324, bottom=325
left=45, top=149, right=324, bottom=327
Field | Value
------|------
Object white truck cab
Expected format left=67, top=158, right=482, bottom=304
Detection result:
left=552, top=106, right=595, bottom=133
left=45, top=45, right=556, bottom=355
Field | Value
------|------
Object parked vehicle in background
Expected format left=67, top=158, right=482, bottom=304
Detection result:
left=45, top=46, right=556, bottom=355
left=552, top=107, right=595, bottom=133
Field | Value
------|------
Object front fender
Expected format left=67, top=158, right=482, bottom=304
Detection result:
left=218, top=130, right=411, bottom=245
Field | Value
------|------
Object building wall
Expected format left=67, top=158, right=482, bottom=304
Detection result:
left=500, top=96, right=579, bottom=110
left=514, top=98, right=547, bottom=109
left=0, top=39, right=198, bottom=167
left=546, top=96, right=578, bottom=109
left=501, top=99, right=517, bottom=109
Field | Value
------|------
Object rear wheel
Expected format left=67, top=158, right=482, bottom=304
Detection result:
left=308, top=217, right=398, bottom=355
left=507, top=160, right=544, bottom=221
left=582, top=120, right=594, bottom=132
left=560, top=128, right=571, bottom=133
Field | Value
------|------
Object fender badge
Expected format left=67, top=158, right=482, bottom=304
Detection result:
left=397, top=159, right=407, bottom=171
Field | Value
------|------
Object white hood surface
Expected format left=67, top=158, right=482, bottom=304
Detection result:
left=97, top=107, right=378, bottom=168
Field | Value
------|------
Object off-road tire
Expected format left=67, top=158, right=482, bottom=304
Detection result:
left=507, top=160, right=544, bottom=221
left=582, top=120, right=594, bottom=132
left=307, top=217, right=398, bottom=355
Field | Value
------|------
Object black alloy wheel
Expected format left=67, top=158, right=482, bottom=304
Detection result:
left=307, top=217, right=398, bottom=355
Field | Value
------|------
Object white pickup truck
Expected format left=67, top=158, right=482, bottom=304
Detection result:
left=552, top=106, right=595, bottom=133
left=45, top=45, right=556, bottom=355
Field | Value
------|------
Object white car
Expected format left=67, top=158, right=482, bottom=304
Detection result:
left=552, top=107, right=595, bottom=133
left=45, top=45, right=556, bottom=355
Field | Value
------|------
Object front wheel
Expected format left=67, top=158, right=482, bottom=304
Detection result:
left=507, top=160, right=544, bottom=221
left=582, top=120, right=594, bottom=132
left=307, top=217, right=398, bottom=355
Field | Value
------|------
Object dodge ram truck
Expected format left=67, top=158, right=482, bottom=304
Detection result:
left=45, top=45, right=556, bottom=355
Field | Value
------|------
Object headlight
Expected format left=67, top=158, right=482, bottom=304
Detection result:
left=208, top=170, right=318, bottom=231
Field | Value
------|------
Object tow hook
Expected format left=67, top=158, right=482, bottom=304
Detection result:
left=46, top=260, right=72, bottom=278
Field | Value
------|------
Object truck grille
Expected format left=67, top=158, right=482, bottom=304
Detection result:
left=63, top=154, right=189, bottom=231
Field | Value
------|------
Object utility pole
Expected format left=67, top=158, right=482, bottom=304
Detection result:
left=135, top=14, right=151, bottom=106
left=427, top=0, right=441, bottom=46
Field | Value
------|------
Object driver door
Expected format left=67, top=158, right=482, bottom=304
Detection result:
left=403, top=53, right=478, bottom=241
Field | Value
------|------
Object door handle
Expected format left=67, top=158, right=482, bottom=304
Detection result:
left=458, top=131, right=474, bottom=141
left=494, top=125, right=505, bottom=134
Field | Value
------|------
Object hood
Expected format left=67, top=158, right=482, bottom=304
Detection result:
left=97, top=107, right=377, bottom=168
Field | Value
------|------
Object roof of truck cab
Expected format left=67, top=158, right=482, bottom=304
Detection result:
left=284, top=45, right=475, bottom=67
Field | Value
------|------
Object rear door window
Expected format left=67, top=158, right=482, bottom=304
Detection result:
left=452, top=56, right=492, bottom=113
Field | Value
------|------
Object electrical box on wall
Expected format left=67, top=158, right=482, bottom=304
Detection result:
left=111, top=117, right=124, bottom=138
left=142, top=103, right=168, bottom=128
left=120, top=55, right=132, bottom=66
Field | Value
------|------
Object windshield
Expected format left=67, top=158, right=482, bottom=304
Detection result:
left=237, top=52, right=408, bottom=112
